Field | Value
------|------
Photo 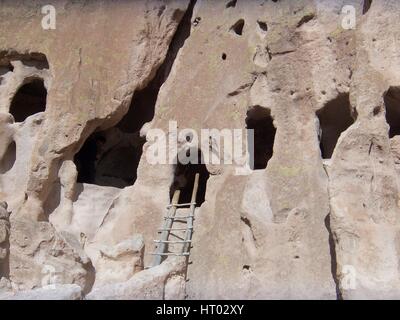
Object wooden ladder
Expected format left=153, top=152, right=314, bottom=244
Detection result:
left=149, top=173, right=200, bottom=267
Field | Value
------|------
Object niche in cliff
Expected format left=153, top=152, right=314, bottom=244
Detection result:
left=317, top=93, right=355, bottom=159
left=384, top=87, right=400, bottom=138
left=73, top=62, right=167, bottom=188
left=74, top=124, right=145, bottom=189
left=9, top=78, right=47, bottom=122
left=230, top=19, right=245, bottom=36
left=246, top=106, right=276, bottom=170
left=170, top=149, right=209, bottom=207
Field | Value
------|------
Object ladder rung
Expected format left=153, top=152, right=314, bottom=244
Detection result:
left=166, top=202, right=196, bottom=208
left=164, top=216, right=194, bottom=220
left=148, top=252, right=190, bottom=256
left=168, top=233, right=185, bottom=240
left=158, top=227, right=193, bottom=232
left=153, top=240, right=192, bottom=243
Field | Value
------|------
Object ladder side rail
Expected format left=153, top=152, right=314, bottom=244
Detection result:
left=152, top=190, right=181, bottom=266
left=182, top=173, right=200, bottom=254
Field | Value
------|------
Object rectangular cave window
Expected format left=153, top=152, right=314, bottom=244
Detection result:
left=246, top=106, right=276, bottom=170
left=317, top=93, right=356, bottom=159
left=169, top=150, right=210, bottom=207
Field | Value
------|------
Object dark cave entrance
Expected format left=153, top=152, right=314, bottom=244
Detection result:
left=384, top=87, right=400, bottom=138
left=169, top=150, right=209, bottom=207
left=246, top=106, right=276, bottom=170
left=74, top=123, right=146, bottom=189
left=9, top=78, right=47, bottom=122
left=73, top=68, right=162, bottom=188
left=317, top=93, right=355, bottom=159
left=75, top=68, right=159, bottom=188
left=73, top=65, right=159, bottom=189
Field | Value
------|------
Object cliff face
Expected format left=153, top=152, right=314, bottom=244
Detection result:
left=0, top=0, right=400, bottom=300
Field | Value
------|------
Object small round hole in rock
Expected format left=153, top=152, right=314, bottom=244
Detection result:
left=193, top=17, right=201, bottom=26
left=257, top=21, right=268, bottom=33
left=230, top=19, right=245, bottom=36
left=373, top=106, right=381, bottom=116
left=226, top=0, right=237, bottom=8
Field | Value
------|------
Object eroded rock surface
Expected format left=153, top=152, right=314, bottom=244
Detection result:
left=0, top=202, right=10, bottom=290
left=1, top=0, right=400, bottom=300
left=0, top=284, right=82, bottom=300
left=86, top=257, right=186, bottom=300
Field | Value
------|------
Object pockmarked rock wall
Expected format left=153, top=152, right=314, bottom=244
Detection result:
left=0, top=0, right=400, bottom=299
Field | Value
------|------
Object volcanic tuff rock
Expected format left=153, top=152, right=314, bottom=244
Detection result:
left=1, top=0, right=400, bottom=299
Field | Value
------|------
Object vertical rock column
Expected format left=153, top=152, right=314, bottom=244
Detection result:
left=0, top=202, right=10, bottom=283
